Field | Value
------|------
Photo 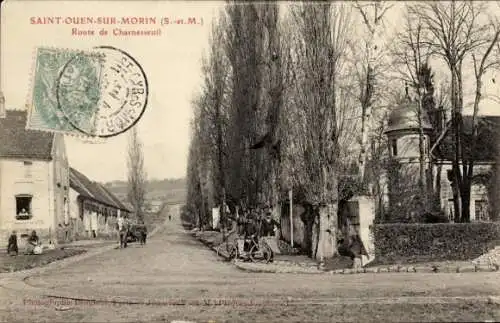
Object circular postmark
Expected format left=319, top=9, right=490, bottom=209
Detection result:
left=56, top=46, right=148, bottom=137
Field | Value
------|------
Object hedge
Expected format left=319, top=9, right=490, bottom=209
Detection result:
left=373, top=223, right=500, bottom=264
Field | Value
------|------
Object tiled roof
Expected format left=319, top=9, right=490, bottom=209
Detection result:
left=434, top=116, right=500, bottom=162
left=69, top=168, right=96, bottom=200
left=93, top=181, right=132, bottom=212
left=69, top=167, right=130, bottom=212
left=0, top=110, right=54, bottom=160
left=97, top=184, right=133, bottom=212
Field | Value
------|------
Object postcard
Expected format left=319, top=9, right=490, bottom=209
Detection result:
left=1, top=1, right=500, bottom=323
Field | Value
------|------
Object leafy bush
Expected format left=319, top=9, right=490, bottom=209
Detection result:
left=373, top=223, right=500, bottom=264
left=422, top=211, right=450, bottom=223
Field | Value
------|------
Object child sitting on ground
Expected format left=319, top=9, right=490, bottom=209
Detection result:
left=25, top=230, right=41, bottom=255
left=7, top=231, right=18, bottom=256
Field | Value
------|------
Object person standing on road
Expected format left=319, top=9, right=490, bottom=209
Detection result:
left=139, top=223, right=148, bottom=245
left=244, top=209, right=259, bottom=250
left=117, top=215, right=124, bottom=246
left=261, top=209, right=279, bottom=237
left=119, top=217, right=129, bottom=249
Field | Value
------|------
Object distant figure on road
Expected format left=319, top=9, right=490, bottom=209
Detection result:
left=139, top=224, right=148, bottom=245
left=169, top=215, right=172, bottom=221
left=119, top=218, right=129, bottom=249
left=7, top=230, right=18, bottom=256
left=117, top=215, right=124, bottom=245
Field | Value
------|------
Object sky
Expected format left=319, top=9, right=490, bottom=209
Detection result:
left=1, top=1, right=499, bottom=183
left=1, top=0, right=222, bottom=182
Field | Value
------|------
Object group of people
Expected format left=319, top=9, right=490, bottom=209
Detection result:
left=7, top=230, right=43, bottom=256
left=6, top=217, right=148, bottom=255
left=237, top=206, right=278, bottom=238
left=222, top=204, right=279, bottom=255
left=117, top=216, right=148, bottom=248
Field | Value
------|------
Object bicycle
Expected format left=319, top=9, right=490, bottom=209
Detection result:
left=232, top=235, right=273, bottom=263
left=215, top=227, right=238, bottom=260
left=215, top=239, right=238, bottom=260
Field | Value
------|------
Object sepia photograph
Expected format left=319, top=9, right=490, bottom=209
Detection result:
left=1, top=1, right=500, bottom=322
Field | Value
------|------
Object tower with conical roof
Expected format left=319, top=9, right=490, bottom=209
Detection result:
left=384, top=92, right=434, bottom=222
left=385, top=96, right=433, bottom=162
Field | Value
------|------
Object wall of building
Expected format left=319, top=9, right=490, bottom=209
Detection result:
left=52, top=134, right=70, bottom=243
left=68, top=189, right=120, bottom=240
left=438, top=163, right=492, bottom=222
left=0, top=158, right=53, bottom=246
left=68, top=187, right=83, bottom=240
left=389, top=132, right=430, bottom=160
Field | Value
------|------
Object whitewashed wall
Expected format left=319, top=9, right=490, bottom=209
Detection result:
left=0, top=158, right=53, bottom=245
left=52, top=134, right=70, bottom=242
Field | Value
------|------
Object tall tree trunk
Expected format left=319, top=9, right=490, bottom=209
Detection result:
left=451, top=68, right=463, bottom=222
left=417, top=99, right=427, bottom=212
left=316, top=203, right=337, bottom=260
left=460, top=163, right=473, bottom=222
left=264, top=4, right=282, bottom=218
left=311, top=212, right=319, bottom=258
left=435, top=165, right=442, bottom=210
left=460, top=186, right=471, bottom=223
left=301, top=205, right=314, bottom=257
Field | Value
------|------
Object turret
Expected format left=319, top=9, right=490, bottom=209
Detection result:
left=385, top=97, right=433, bottom=162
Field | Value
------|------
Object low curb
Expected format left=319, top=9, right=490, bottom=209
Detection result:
left=234, top=261, right=324, bottom=274
left=192, top=232, right=500, bottom=275
left=3, top=226, right=499, bottom=307
left=234, top=261, right=500, bottom=275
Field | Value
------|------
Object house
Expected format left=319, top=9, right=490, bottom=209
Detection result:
left=433, top=116, right=499, bottom=221
left=0, top=110, right=69, bottom=245
left=69, top=167, right=132, bottom=240
left=385, top=97, right=499, bottom=222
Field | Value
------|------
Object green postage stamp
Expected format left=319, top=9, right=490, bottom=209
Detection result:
left=27, top=46, right=148, bottom=138
left=27, top=47, right=105, bottom=137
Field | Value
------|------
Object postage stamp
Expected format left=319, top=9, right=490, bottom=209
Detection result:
left=27, top=46, right=148, bottom=138
left=27, top=47, right=105, bottom=137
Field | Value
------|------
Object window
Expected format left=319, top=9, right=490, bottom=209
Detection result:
left=391, top=139, right=398, bottom=156
left=15, top=195, right=33, bottom=220
left=23, top=161, right=33, bottom=178
left=475, top=200, right=489, bottom=222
